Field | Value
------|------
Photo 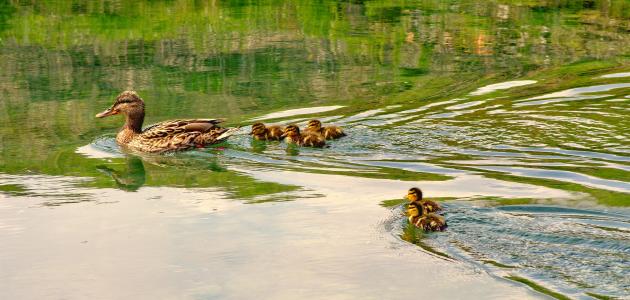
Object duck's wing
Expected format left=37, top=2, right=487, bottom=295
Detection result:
left=130, top=119, right=233, bottom=153
left=141, top=119, right=225, bottom=138
left=421, top=200, right=442, bottom=213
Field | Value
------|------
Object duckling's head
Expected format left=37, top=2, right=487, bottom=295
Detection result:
left=96, top=91, right=145, bottom=119
left=281, top=124, right=300, bottom=137
left=406, top=187, right=423, bottom=202
left=407, top=202, right=423, bottom=218
left=250, top=122, right=268, bottom=135
left=306, top=119, right=322, bottom=131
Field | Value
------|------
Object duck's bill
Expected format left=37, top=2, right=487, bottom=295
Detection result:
left=95, top=108, right=117, bottom=118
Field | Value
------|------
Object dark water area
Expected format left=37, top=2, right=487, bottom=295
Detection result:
left=0, top=1, right=629, bottom=299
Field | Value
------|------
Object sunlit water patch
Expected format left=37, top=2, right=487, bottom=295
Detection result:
left=601, top=72, right=630, bottom=78
left=469, top=80, right=537, bottom=96
left=249, top=106, right=345, bottom=121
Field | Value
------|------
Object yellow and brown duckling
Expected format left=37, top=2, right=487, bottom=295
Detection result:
left=406, top=187, right=442, bottom=213
left=407, top=201, right=447, bottom=232
left=249, top=122, right=284, bottom=141
left=304, top=119, right=346, bottom=140
left=281, top=124, right=326, bottom=148
left=96, top=91, right=238, bottom=153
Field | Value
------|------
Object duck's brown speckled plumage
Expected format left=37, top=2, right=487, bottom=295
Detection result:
left=304, top=119, right=345, bottom=140
left=250, top=122, right=284, bottom=141
left=282, top=124, right=326, bottom=148
left=97, top=91, right=238, bottom=153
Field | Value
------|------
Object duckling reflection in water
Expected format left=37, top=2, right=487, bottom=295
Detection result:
left=407, top=201, right=447, bottom=232
left=304, top=119, right=345, bottom=140
left=406, top=187, right=442, bottom=213
left=249, top=122, right=284, bottom=141
left=281, top=124, right=326, bottom=148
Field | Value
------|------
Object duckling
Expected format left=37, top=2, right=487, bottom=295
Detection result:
left=406, top=187, right=442, bottom=213
left=407, top=202, right=447, bottom=232
left=249, top=122, right=284, bottom=141
left=282, top=124, right=326, bottom=148
left=304, top=119, right=346, bottom=140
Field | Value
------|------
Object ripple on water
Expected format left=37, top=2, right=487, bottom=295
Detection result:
left=520, top=83, right=630, bottom=101
left=469, top=80, right=537, bottom=96
left=600, top=72, right=630, bottom=78
left=415, top=203, right=630, bottom=299
left=75, top=136, right=123, bottom=159
left=248, top=106, right=345, bottom=121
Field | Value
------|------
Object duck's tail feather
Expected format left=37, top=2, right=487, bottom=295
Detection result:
left=215, top=127, right=241, bottom=143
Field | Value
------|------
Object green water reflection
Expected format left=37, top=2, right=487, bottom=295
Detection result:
left=1, top=0, right=629, bottom=180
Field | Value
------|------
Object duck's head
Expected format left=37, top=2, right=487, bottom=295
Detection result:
left=96, top=91, right=145, bottom=119
left=407, top=202, right=423, bottom=219
left=306, top=119, right=322, bottom=131
left=406, top=187, right=423, bottom=202
left=250, top=122, right=267, bottom=135
left=281, top=124, right=300, bottom=137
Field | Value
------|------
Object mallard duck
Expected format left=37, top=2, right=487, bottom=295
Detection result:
left=249, top=122, right=284, bottom=141
left=304, top=119, right=346, bottom=140
left=282, top=124, right=326, bottom=148
left=406, top=187, right=442, bottom=213
left=407, top=202, right=447, bottom=232
left=96, top=91, right=238, bottom=153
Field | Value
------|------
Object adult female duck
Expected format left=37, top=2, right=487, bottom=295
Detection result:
left=96, top=91, right=238, bottom=153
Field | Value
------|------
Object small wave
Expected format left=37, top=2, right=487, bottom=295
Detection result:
left=76, top=136, right=123, bottom=159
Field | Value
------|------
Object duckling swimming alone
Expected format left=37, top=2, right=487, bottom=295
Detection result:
left=249, top=122, right=284, bottom=141
left=282, top=124, right=326, bottom=148
left=304, top=119, right=346, bottom=140
left=406, top=187, right=442, bottom=213
left=95, top=91, right=238, bottom=153
left=407, top=201, right=447, bottom=232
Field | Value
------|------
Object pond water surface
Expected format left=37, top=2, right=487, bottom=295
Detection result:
left=1, top=1, right=629, bottom=299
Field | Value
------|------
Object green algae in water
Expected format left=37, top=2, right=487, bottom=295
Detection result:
left=505, top=276, right=572, bottom=300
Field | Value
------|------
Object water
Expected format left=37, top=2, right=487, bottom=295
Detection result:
left=1, top=1, right=629, bottom=299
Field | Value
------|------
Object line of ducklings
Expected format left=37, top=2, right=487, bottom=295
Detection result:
left=405, top=187, right=447, bottom=232
left=249, top=119, right=345, bottom=147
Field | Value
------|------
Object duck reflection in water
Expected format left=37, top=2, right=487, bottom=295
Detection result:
left=96, top=156, right=146, bottom=191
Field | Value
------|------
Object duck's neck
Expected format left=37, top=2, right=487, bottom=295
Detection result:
left=123, top=110, right=145, bottom=133
left=117, top=111, right=144, bottom=144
